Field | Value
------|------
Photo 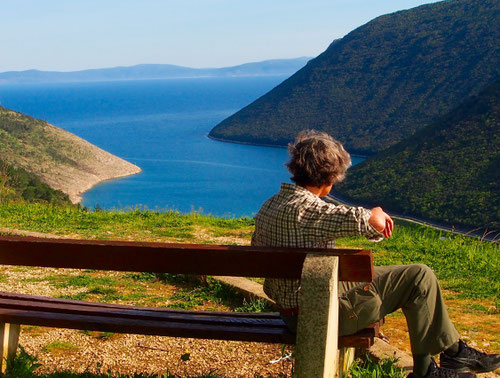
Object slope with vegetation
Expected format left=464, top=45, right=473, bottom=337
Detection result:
left=0, top=158, right=69, bottom=204
left=335, top=79, right=500, bottom=231
left=0, top=106, right=141, bottom=203
left=209, top=0, right=499, bottom=155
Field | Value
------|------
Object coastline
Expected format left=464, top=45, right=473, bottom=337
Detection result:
left=69, top=168, right=142, bottom=204
left=31, top=123, right=142, bottom=205
left=207, top=134, right=369, bottom=158
left=207, top=134, right=288, bottom=149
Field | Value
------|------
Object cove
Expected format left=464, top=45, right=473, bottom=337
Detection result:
left=0, top=77, right=363, bottom=217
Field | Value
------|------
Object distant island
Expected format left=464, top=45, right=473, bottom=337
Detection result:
left=0, top=58, right=311, bottom=84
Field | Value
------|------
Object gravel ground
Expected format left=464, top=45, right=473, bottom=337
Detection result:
left=20, top=327, right=292, bottom=377
left=0, top=264, right=293, bottom=377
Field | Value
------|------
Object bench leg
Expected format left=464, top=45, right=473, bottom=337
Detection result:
left=337, top=347, right=355, bottom=377
left=295, top=254, right=339, bottom=378
left=0, top=323, right=20, bottom=373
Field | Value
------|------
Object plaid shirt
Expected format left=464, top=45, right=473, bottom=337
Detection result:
left=251, top=183, right=383, bottom=309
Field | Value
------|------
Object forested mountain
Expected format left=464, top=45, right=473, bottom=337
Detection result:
left=0, top=106, right=140, bottom=203
left=209, top=0, right=499, bottom=155
left=335, top=79, right=500, bottom=230
left=0, top=58, right=310, bottom=84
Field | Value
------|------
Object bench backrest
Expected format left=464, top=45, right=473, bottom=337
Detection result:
left=0, top=236, right=374, bottom=281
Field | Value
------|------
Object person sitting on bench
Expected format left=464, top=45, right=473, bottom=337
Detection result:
left=251, top=130, right=500, bottom=378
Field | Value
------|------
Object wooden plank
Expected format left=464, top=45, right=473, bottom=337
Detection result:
left=0, top=292, right=381, bottom=348
left=0, top=308, right=376, bottom=348
left=0, top=236, right=374, bottom=281
left=0, top=308, right=296, bottom=344
left=0, top=292, right=280, bottom=318
left=0, top=298, right=286, bottom=327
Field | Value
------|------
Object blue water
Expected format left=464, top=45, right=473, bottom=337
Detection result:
left=0, top=77, right=362, bottom=217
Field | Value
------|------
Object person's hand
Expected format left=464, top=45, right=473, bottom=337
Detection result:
left=369, top=207, right=394, bottom=238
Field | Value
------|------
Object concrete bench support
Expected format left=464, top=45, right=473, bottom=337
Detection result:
left=0, top=323, right=20, bottom=373
left=295, top=254, right=341, bottom=378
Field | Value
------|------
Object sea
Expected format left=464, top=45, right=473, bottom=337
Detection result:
left=0, top=77, right=362, bottom=217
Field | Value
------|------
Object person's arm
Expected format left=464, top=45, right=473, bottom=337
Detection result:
left=301, top=200, right=387, bottom=241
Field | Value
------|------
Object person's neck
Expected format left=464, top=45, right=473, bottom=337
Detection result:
left=303, top=185, right=323, bottom=197
left=301, top=182, right=334, bottom=197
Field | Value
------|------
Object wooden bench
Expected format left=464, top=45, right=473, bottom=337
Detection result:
left=0, top=236, right=383, bottom=377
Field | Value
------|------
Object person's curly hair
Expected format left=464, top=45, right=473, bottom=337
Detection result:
left=286, top=130, right=351, bottom=187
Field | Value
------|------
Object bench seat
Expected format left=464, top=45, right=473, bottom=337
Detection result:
left=0, top=291, right=380, bottom=348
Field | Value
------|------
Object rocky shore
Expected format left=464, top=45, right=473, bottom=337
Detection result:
left=42, top=123, right=142, bottom=203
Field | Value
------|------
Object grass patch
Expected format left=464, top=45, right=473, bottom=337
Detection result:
left=349, top=355, right=406, bottom=378
left=0, top=201, right=253, bottom=242
left=235, top=298, right=274, bottom=313
left=79, top=330, right=116, bottom=340
left=464, top=303, right=499, bottom=315
left=58, top=292, right=89, bottom=301
left=49, top=274, right=118, bottom=289
left=42, top=341, right=79, bottom=353
left=167, top=279, right=240, bottom=310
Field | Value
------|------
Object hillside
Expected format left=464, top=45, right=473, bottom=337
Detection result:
left=335, top=79, right=500, bottom=231
left=0, top=106, right=141, bottom=203
left=0, top=158, right=69, bottom=204
left=0, top=58, right=310, bottom=84
left=209, top=0, right=499, bottom=155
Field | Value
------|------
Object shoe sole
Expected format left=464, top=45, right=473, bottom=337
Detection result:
left=442, top=364, right=500, bottom=374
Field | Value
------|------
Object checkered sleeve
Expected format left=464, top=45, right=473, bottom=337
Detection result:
left=300, top=201, right=384, bottom=241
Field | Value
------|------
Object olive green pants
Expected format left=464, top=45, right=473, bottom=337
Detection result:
left=283, top=264, right=460, bottom=356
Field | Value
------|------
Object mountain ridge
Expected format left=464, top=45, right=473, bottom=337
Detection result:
left=0, top=58, right=310, bottom=84
left=209, top=0, right=499, bottom=155
left=335, top=78, right=500, bottom=231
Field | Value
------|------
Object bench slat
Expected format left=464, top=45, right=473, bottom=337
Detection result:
left=0, top=293, right=381, bottom=348
left=0, top=298, right=286, bottom=327
left=0, top=236, right=374, bottom=281
left=0, top=292, right=279, bottom=318
left=0, top=308, right=296, bottom=344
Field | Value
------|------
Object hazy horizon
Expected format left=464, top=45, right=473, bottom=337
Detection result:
left=1, top=0, right=439, bottom=72
left=0, top=57, right=311, bottom=74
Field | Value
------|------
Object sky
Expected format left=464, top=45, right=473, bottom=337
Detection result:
left=1, top=0, right=439, bottom=72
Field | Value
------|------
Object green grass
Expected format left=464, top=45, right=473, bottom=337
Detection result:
left=349, top=355, right=406, bottom=378
left=0, top=201, right=253, bottom=241
left=166, top=277, right=254, bottom=310
left=42, top=341, right=79, bottom=353
left=337, top=220, right=499, bottom=300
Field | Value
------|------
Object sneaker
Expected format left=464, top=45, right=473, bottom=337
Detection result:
left=408, top=358, right=476, bottom=377
left=440, top=340, right=500, bottom=373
